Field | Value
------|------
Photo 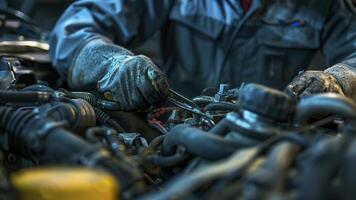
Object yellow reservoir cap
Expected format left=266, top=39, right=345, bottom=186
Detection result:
left=11, top=167, right=119, bottom=200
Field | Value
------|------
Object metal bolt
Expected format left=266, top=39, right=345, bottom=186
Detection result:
left=218, top=84, right=229, bottom=94
left=214, top=84, right=229, bottom=102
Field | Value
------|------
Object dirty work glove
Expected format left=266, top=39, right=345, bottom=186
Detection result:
left=68, top=38, right=170, bottom=111
left=285, top=64, right=356, bottom=100
left=285, top=71, right=343, bottom=97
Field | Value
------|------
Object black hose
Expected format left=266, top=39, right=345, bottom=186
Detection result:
left=85, top=127, right=102, bottom=144
left=146, top=153, right=189, bottom=168
left=0, top=91, right=52, bottom=104
left=209, top=118, right=231, bottom=136
left=94, top=107, right=125, bottom=133
left=162, top=124, right=249, bottom=160
left=204, top=102, right=239, bottom=112
left=149, top=135, right=165, bottom=150
left=294, top=93, right=356, bottom=125
left=40, top=127, right=93, bottom=163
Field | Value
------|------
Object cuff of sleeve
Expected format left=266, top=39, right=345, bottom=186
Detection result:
left=325, top=63, right=356, bottom=98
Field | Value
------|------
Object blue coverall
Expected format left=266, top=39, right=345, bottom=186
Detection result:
left=50, top=0, right=356, bottom=97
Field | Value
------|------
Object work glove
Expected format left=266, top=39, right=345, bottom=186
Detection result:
left=285, top=64, right=356, bottom=100
left=68, top=38, right=170, bottom=111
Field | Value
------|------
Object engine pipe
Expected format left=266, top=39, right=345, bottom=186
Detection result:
left=162, top=124, right=250, bottom=160
left=0, top=90, right=52, bottom=104
left=294, top=93, right=356, bottom=125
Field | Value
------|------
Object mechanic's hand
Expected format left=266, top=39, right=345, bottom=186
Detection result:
left=285, top=70, right=344, bottom=97
left=68, top=38, right=170, bottom=111
left=97, top=54, right=170, bottom=111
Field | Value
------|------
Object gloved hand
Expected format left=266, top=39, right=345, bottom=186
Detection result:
left=285, top=64, right=356, bottom=99
left=285, top=70, right=344, bottom=97
left=68, top=38, right=170, bottom=111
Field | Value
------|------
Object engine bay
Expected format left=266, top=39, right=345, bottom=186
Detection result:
left=1, top=7, right=356, bottom=200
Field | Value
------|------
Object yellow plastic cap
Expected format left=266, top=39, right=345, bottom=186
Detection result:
left=11, top=167, right=119, bottom=200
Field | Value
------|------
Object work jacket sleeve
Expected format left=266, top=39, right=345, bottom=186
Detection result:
left=322, top=0, right=356, bottom=97
left=49, top=0, right=174, bottom=78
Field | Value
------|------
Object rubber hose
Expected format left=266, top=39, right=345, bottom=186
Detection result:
left=146, top=153, right=188, bottom=168
left=208, top=118, right=231, bottom=136
left=294, top=93, right=356, bottom=125
left=204, top=102, right=239, bottom=112
left=0, top=91, right=52, bottom=104
left=94, top=107, right=124, bottom=132
left=162, top=124, right=248, bottom=160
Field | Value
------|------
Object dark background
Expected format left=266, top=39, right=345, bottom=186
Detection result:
left=7, top=0, right=73, bottom=31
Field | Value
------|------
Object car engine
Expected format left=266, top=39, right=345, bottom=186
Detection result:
left=1, top=8, right=356, bottom=200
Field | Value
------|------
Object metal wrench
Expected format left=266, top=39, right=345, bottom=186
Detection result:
left=168, top=89, right=212, bottom=118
